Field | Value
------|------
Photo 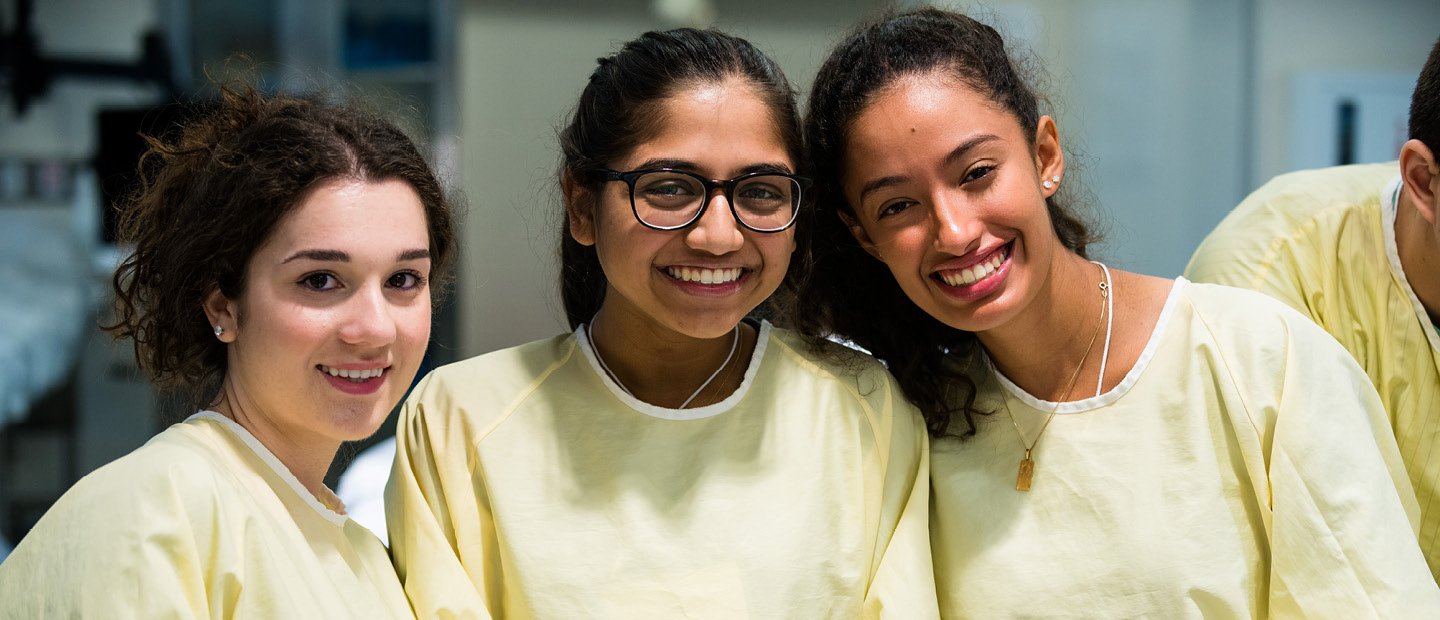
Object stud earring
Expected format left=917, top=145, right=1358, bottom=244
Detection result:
left=1042, top=180, right=1053, bottom=189
left=214, top=324, right=225, bottom=337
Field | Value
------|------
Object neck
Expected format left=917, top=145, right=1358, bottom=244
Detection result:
left=210, top=381, right=340, bottom=501
left=1397, top=189, right=1440, bottom=325
left=588, top=305, right=752, bottom=409
left=978, top=251, right=1108, bottom=400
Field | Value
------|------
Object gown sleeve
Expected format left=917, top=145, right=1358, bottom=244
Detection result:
left=1223, top=305, right=1440, bottom=617
left=0, top=458, right=212, bottom=618
left=858, top=369, right=941, bottom=620
left=385, top=375, right=495, bottom=620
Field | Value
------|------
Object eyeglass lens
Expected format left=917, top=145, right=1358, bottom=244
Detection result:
left=631, top=171, right=797, bottom=230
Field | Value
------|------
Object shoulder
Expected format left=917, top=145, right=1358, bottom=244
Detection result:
left=1191, top=164, right=1391, bottom=260
left=768, top=327, right=899, bottom=399
left=1234, top=163, right=1391, bottom=222
left=412, top=333, right=578, bottom=404
left=766, top=326, right=924, bottom=437
left=1178, top=280, right=1356, bottom=376
left=403, top=332, right=580, bottom=437
left=7, top=420, right=234, bottom=549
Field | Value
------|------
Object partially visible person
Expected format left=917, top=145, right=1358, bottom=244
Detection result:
left=1187, top=37, right=1440, bottom=578
left=0, top=84, right=457, bottom=618
left=789, top=8, right=1440, bottom=617
left=386, top=27, right=937, bottom=619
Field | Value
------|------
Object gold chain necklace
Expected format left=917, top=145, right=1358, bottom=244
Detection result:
left=1008, top=262, right=1111, bottom=491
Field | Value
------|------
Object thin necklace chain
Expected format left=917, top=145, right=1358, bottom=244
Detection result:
left=587, top=322, right=741, bottom=409
left=1006, top=260, right=1113, bottom=491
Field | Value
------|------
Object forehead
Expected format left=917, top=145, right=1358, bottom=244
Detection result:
left=846, top=73, right=1025, bottom=162
left=261, top=178, right=429, bottom=257
left=619, top=79, right=793, bottom=173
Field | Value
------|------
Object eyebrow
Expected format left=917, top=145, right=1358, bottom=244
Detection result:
left=280, top=248, right=430, bottom=264
left=857, top=133, right=1002, bottom=201
left=633, top=158, right=795, bottom=177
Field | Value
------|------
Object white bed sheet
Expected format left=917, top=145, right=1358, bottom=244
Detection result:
left=0, top=208, right=94, bottom=427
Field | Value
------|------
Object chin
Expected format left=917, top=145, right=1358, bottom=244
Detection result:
left=329, top=405, right=392, bottom=441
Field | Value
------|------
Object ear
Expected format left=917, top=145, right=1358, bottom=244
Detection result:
left=202, top=287, right=238, bottom=344
left=1034, top=115, right=1066, bottom=198
left=1399, top=138, right=1439, bottom=225
left=563, top=170, right=597, bottom=246
left=838, top=209, right=884, bottom=261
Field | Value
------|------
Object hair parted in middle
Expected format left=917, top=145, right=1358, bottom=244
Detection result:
left=782, top=7, right=1097, bottom=438
left=556, top=27, right=803, bottom=329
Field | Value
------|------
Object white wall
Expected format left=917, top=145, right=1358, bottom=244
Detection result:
left=1252, top=0, right=1440, bottom=184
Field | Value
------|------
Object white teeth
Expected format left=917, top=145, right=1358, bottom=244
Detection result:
left=320, top=366, right=385, bottom=381
left=666, top=267, right=743, bottom=285
left=940, top=248, right=1008, bottom=287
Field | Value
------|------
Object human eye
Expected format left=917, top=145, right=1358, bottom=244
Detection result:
left=387, top=270, right=427, bottom=290
left=962, top=164, right=996, bottom=184
left=735, top=180, right=790, bottom=211
left=298, top=272, right=341, bottom=292
left=876, top=199, right=916, bottom=219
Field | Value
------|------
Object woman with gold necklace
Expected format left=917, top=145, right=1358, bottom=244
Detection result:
left=386, top=27, right=938, bottom=619
left=787, top=7, right=1440, bottom=618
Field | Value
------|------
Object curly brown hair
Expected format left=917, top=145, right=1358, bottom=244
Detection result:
left=782, top=7, right=1097, bottom=438
left=104, top=84, right=459, bottom=407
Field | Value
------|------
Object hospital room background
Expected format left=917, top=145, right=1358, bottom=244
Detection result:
left=0, top=0, right=1436, bottom=558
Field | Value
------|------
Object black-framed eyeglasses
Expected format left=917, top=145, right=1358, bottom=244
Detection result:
left=597, top=168, right=811, bottom=233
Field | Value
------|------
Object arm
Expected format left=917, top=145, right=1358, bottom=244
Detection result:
left=1260, top=316, right=1439, bottom=618
left=385, top=382, right=495, bottom=620
left=861, top=376, right=941, bottom=620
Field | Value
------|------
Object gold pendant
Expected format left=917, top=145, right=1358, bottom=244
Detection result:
left=1016, top=450, right=1034, bottom=492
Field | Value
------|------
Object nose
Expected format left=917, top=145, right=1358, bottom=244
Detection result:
left=338, top=284, right=397, bottom=347
left=684, top=191, right=745, bottom=255
left=930, top=192, right=982, bottom=256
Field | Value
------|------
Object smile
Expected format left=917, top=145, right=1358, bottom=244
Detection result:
left=317, top=364, right=387, bottom=382
left=933, top=244, right=1013, bottom=289
left=664, top=266, right=745, bottom=285
left=936, top=245, right=1009, bottom=287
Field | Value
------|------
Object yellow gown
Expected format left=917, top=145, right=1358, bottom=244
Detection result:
left=931, top=280, right=1439, bottom=618
left=0, top=411, right=412, bottom=619
left=1186, top=163, right=1440, bottom=577
left=387, top=322, right=938, bottom=619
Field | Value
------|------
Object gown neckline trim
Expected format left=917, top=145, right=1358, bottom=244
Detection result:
left=574, top=320, right=771, bottom=421
left=188, top=410, right=350, bottom=526
left=987, top=277, right=1187, bottom=414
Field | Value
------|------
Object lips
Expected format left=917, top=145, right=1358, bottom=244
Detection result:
left=317, top=364, right=389, bottom=395
left=935, top=244, right=1009, bottom=287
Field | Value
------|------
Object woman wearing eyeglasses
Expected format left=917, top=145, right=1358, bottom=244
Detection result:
left=385, top=27, right=938, bottom=620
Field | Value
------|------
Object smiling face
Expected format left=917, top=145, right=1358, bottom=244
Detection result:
left=841, top=72, right=1065, bottom=333
left=570, top=78, right=797, bottom=340
left=205, top=177, right=433, bottom=446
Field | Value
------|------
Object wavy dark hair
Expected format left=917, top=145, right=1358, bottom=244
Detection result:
left=556, top=27, right=802, bottom=328
left=104, top=84, right=459, bottom=408
left=783, top=7, right=1097, bottom=437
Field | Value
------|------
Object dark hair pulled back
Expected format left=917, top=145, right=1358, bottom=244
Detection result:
left=105, top=84, right=459, bottom=407
left=1410, top=37, right=1440, bottom=152
left=557, top=27, right=801, bottom=328
left=784, top=7, right=1097, bottom=437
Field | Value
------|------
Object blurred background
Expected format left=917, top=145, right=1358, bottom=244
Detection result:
left=0, top=0, right=1436, bottom=553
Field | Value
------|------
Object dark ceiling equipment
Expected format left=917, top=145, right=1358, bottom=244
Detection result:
left=0, top=0, right=177, bottom=116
